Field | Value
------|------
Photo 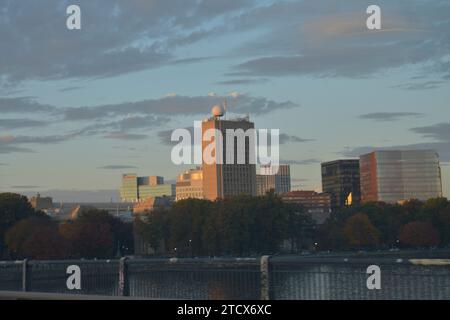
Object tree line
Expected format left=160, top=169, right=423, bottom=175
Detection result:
left=135, top=194, right=314, bottom=257
left=1, top=191, right=449, bottom=260
left=136, top=196, right=450, bottom=255
left=0, top=193, right=133, bottom=260
left=317, top=198, right=450, bottom=250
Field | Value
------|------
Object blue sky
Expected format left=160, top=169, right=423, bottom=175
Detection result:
left=1, top=0, right=450, bottom=201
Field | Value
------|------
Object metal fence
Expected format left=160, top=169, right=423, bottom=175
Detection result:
left=0, top=256, right=449, bottom=300
left=270, top=257, right=450, bottom=300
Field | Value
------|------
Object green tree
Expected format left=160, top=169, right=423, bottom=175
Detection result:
left=343, top=213, right=380, bottom=249
left=317, top=220, right=345, bottom=251
left=134, top=194, right=303, bottom=257
left=135, top=206, right=169, bottom=254
left=166, top=199, right=214, bottom=256
left=0, top=193, right=40, bottom=257
left=353, top=202, right=409, bottom=247
left=419, top=198, right=450, bottom=245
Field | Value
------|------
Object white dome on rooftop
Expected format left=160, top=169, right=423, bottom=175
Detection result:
left=211, top=105, right=224, bottom=117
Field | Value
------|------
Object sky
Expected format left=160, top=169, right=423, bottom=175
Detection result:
left=1, top=0, right=450, bottom=202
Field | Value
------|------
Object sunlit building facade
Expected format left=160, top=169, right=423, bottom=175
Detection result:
left=176, top=167, right=204, bottom=201
left=202, top=109, right=256, bottom=200
left=120, top=174, right=175, bottom=202
left=360, top=150, right=443, bottom=203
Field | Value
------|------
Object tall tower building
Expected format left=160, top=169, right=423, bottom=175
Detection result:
left=360, top=150, right=443, bottom=203
left=321, top=159, right=361, bottom=212
left=202, top=105, right=257, bottom=200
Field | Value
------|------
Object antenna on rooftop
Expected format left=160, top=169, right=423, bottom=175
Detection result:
left=223, top=99, right=228, bottom=120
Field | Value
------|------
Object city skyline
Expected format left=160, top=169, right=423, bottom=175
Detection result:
left=1, top=0, right=450, bottom=201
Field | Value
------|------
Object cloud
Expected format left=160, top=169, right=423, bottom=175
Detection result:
left=0, top=118, right=46, bottom=129
left=341, top=143, right=450, bottom=162
left=63, top=94, right=299, bottom=120
left=0, top=97, right=56, bottom=114
left=358, top=112, right=423, bottom=122
left=341, top=122, right=450, bottom=162
left=85, top=115, right=170, bottom=132
left=171, top=56, right=217, bottom=65
left=97, top=165, right=138, bottom=170
left=0, top=133, right=79, bottom=145
left=0, top=128, right=96, bottom=154
left=227, top=0, right=450, bottom=83
left=0, top=93, right=293, bottom=153
left=282, top=159, right=321, bottom=166
left=279, top=134, right=314, bottom=144
left=0, top=145, right=35, bottom=154
left=216, top=78, right=269, bottom=86
left=59, top=86, right=83, bottom=92
left=157, top=127, right=195, bottom=146
left=158, top=128, right=312, bottom=147
left=103, top=132, right=148, bottom=141
left=0, top=0, right=257, bottom=85
left=410, top=123, right=450, bottom=141
left=10, top=186, right=40, bottom=189
left=391, top=81, right=446, bottom=91
left=2, top=0, right=450, bottom=87
left=112, top=146, right=137, bottom=151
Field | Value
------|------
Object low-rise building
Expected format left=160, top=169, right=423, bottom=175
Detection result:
left=281, top=190, right=331, bottom=224
left=133, top=196, right=173, bottom=214
left=29, top=193, right=53, bottom=211
left=176, top=167, right=203, bottom=201
left=50, top=202, right=134, bottom=222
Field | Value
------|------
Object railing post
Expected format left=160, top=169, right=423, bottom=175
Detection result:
left=119, top=257, right=129, bottom=297
left=260, top=255, right=271, bottom=300
left=22, top=259, right=30, bottom=292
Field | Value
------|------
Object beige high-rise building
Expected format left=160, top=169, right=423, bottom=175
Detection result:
left=202, top=106, right=257, bottom=200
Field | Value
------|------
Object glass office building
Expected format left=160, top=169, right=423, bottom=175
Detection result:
left=360, top=150, right=443, bottom=203
left=120, top=174, right=139, bottom=202
left=139, top=184, right=176, bottom=200
left=256, top=164, right=291, bottom=196
left=120, top=174, right=175, bottom=202
left=321, top=159, right=361, bottom=211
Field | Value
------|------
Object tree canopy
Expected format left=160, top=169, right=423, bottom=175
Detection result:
left=136, top=194, right=313, bottom=257
left=317, top=198, right=450, bottom=250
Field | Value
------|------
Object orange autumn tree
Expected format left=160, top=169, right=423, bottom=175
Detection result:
left=399, top=221, right=440, bottom=248
left=5, top=216, right=67, bottom=259
left=59, top=218, right=114, bottom=259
